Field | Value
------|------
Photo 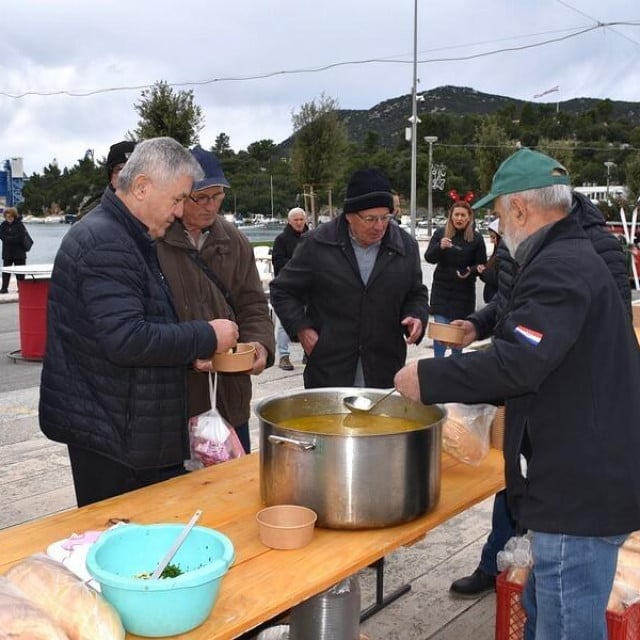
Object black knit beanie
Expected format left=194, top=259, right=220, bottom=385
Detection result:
left=343, top=168, right=394, bottom=214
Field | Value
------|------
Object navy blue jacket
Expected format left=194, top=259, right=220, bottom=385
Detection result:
left=418, top=214, right=640, bottom=536
left=270, top=215, right=429, bottom=389
left=39, top=188, right=216, bottom=469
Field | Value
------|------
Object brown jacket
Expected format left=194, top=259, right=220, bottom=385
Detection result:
left=157, top=217, right=275, bottom=426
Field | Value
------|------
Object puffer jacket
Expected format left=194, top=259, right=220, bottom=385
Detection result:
left=270, top=215, right=429, bottom=389
left=157, top=217, right=275, bottom=426
left=39, top=187, right=216, bottom=470
left=425, top=226, right=487, bottom=319
left=468, top=192, right=631, bottom=338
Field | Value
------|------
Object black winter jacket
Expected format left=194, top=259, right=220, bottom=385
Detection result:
left=418, top=215, right=640, bottom=536
left=270, top=215, right=429, bottom=389
left=425, top=227, right=487, bottom=319
left=0, top=218, right=29, bottom=261
left=271, top=223, right=308, bottom=275
left=39, top=188, right=217, bottom=470
left=468, top=192, right=632, bottom=338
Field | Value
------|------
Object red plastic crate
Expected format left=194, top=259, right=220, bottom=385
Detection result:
left=495, top=571, right=640, bottom=640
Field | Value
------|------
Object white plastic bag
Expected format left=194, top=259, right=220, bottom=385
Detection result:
left=442, top=403, right=496, bottom=465
left=184, top=372, right=245, bottom=470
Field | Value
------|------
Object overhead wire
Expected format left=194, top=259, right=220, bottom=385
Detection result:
left=1, top=21, right=638, bottom=100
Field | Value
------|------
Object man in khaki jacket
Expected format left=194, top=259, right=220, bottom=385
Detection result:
left=158, top=146, right=275, bottom=453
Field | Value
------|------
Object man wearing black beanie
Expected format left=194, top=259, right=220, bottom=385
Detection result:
left=270, top=167, right=429, bottom=389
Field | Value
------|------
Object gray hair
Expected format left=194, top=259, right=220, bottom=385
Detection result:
left=501, top=184, right=572, bottom=213
left=117, top=137, right=204, bottom=191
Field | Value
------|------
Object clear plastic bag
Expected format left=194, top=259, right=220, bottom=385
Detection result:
left=6, top=554, right=124, bottom=640
left=442, top=403, right=496, bottom=465
left=0, top=575, right=69, bottom=640
left=184, top=372, right=245, bottom=470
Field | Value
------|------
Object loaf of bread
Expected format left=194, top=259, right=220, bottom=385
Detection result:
left=0, top=576, right=69, bottom=640
left=6, top=554, right=124, bottom=640
left=442, top=417, right=488, bottom=465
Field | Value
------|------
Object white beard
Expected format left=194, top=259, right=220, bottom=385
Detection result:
left=502, top=227, right=527, bottom=259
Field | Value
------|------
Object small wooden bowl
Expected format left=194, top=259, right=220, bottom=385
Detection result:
left=211, top=343, right=255, bottom=372
left=256, top=505, right=317, bottom=550
left=427, top=321, right=465, bottom=344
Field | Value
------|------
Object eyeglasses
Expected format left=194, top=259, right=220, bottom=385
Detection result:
left=354, top=212, right=394, bottom=225
left=189, top=192, right=225, bottom=206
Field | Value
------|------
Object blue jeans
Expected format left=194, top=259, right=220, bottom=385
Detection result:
left=275, top=315, right=290, bottom=357
left=432, top=314, right=463, bottom=358
left=523, top=531, right=627, bottom=640
left=479, top=490, right=517, bottom=576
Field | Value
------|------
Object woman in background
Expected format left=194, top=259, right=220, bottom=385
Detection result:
left=425, top=195, right=486, bottom=357
left=477, top=218, right=501, bottom=304
left=0, top=208, right=29, bottom=294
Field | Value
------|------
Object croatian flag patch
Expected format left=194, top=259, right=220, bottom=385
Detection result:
left=514, top=325, right=543, bottom=346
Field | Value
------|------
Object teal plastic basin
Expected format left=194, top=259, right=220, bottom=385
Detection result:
left=86, top=523, right=235, bottom=637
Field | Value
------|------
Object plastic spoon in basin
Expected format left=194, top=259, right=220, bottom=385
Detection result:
left=150, top=509, right=203, bottom=579
left=343, top=388, right=396, bottom=414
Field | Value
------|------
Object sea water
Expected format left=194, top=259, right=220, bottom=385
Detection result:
left=23, top=221, right=282, bottom=266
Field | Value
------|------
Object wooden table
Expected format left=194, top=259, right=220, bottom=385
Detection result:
left=0, top=449, right=504, bottom=639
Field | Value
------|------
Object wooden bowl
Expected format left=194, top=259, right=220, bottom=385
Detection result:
left=211, top=343, right=255, bottom=372
left=256, top=505, right=317, bottom=550
left=427, top=321, right=465, bottom=344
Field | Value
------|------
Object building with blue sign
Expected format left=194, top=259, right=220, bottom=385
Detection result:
left=0, top=158, right=25, bottom=208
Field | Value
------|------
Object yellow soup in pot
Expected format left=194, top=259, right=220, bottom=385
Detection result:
left=278, top=413, right=425, bottom=436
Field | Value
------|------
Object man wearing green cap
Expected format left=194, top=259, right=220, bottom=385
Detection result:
left=394, top=148, right=640, bottom=639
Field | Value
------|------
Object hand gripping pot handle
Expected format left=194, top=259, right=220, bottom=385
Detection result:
left=267, top=434, right=316, bottom=451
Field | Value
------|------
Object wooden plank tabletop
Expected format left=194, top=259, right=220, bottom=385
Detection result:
left=0, top=449, right=504, bottom=639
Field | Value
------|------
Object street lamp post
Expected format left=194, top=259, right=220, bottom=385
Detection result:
left=424, top=136, right=438, bottom=236
left=408, top=0, right=419, bottom=238
left=270, top=173, right=274, bottom=219
left=604, top=161, right=615, bottom=203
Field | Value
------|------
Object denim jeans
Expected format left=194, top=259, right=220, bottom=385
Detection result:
left=523, top=531, right=627, bottom=640
left=479, top=490, right=517, bottom=576
left=433, top=314, right=463, bottom=359
left=275, top=315, right=290, bottom=357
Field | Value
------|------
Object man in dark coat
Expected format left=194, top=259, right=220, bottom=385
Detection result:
left=39, top=137, right=240, bottom=507
left=270, top=168, right=429, bottom=389
left=271, top=206, right=309, bottom=370
left=448, top=189, right=633, bottom=597
left=395, top=148, right=640, bottom=639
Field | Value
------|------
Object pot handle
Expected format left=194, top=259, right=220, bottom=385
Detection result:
left=267, top=434, right=316, bottom=451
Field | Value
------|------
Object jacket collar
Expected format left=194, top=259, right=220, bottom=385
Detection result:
left=313, top=215, right=407, bottom=256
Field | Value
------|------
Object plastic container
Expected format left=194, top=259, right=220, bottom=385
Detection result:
left=17, top=278, right=49, bottom=359
left=427, top=321, right=465, bottom=344
left=211, top=343, right=256, bottom=372
left=495, top=571, right=640, bottom=640
left=86, top=523, right=235, bottom=637
left=289, top=576, right=361, bottom=640
left=256, top=505, right=317, bottom=550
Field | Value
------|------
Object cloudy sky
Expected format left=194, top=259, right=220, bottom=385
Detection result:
left=1, top=0, right=638, bottom=175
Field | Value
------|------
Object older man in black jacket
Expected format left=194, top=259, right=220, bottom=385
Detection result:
left=40, top=137, right=239, bottom=507
left=270, top=168, right=429, bottom=389
left=395, top=148, right=640, bottom=639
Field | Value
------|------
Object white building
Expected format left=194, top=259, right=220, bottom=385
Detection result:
left=573, top=184, right=628, bottom=204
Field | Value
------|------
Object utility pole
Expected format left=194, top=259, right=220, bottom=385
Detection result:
left=408, top=0, right=419, bottom=239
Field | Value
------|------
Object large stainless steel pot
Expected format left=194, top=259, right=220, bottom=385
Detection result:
left=256, top=387, right=445, bottom=529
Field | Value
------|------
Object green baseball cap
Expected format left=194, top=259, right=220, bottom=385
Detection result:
left=473, top=148, right=570, bottom=210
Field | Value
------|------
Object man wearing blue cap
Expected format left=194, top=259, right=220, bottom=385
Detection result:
left=395, top=148, right=640, bottom=639
left=157, top=146, right=275, bottom=454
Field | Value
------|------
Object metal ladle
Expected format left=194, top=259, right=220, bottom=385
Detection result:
left=343, top=388, right=396, bottom=414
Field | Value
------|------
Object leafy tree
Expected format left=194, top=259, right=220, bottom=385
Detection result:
left=130, top=80, right=204, bottom=146
left=290, top=93, right=348, bottom=223
left=214, top=132, right=232, bottom=156
left=247, top=139, right=277, bottom=164
left=474, top=116, right=512, bottom=197
left=624, top=153, right=640, bottom=206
